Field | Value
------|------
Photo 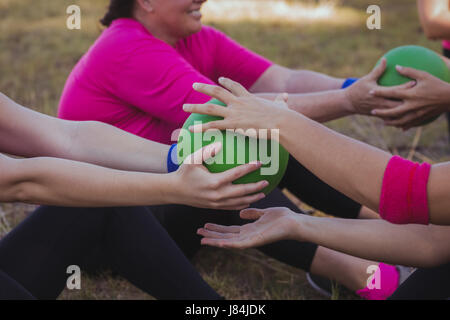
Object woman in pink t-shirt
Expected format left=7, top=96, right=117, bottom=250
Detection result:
left=58, top=0, right=416, bottom=298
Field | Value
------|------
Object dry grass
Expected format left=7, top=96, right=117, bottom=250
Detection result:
left=0, top=0, right=449, bottom=300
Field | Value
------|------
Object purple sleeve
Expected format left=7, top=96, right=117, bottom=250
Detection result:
left=210, top=28, right=273, bottom=89
left=109, top=42, right=215, bottom=126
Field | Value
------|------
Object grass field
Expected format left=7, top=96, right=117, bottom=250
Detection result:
left=0, top=0, right=448, bottom=300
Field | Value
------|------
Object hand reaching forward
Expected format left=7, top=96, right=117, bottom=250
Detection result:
left=197, top=207, right=301, bottom=249
left=183, top=77, right=290, bottom=139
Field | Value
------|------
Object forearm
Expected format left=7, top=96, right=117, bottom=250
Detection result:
left=257, top=89, right=353, bottom=123
left=0, top=156, right=175, bottom=207
left=284, top=69, right=345, bottom=93
left=277, top=111, right=450, bottom=225
left=0, top=93, right=170, bottom=173
left=250, top=65, right=345, bottom=94
left=276, top=111, right=390, bottom=211
left=65, top=121, right=170, bottom=173
left=294, top=215, right=450, bottom=268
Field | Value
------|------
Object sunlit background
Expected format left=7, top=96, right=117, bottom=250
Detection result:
left=202, top=0, right=357, bottom=24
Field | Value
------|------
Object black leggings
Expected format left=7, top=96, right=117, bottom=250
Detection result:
left=152, top=155, right=362, bottom=270
left=0, top=206, right=221, bottom=300
left=0, top=269, right=34, bottom=300
left=389, top=262, right=450, bottom=300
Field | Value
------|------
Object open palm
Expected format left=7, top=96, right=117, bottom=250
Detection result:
left=197, top=207, right=299, bottom=249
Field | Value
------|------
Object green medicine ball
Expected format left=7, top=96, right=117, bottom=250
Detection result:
left=376, top=45, right=450, bottom=126
left=177, top=99, right=289, bottom=195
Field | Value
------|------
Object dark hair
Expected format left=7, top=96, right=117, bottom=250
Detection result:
left=100, top=0, right=136, bottom=27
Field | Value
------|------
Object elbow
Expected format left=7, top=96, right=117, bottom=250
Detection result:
left=284, top=70, right=299, bottom=93
left=5, top=178, right=43, bottom=205
left=421, top=20, right=446, bottom=40
left=11, top=181, right=38, bottom=204
left=423, top=29, right=441, bottom=41
left=0, top=158, right=39, bottom=204
left=0, top=181, right=31, bottom=204
left=270, top=65, right=294, bottom=93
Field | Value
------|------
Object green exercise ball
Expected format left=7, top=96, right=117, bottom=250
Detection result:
left=177, top=99, right=289, bottom=195
left=377, top=45, right=450, bottom=126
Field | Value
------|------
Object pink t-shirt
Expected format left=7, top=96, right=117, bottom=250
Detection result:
left=58, top=18, right=272, bottom=144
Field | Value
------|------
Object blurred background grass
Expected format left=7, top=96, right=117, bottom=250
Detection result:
left=0, top=0, right=448, bottom=300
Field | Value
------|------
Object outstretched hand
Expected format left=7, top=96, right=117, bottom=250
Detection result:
left=183, top=77, right=290, bottom=138
left=197, top=207, right=301, bottom=249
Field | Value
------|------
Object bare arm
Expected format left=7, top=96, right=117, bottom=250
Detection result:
left=277, top=109, right=390, bottom=212
left=0, top=93, right=169, bottom=173
left=0, top=93, right=268, bottom=209
left=293, top=215, right=450, bottom=268
left=250, top=65, right=347, bottom=122
left=282, top=111, right=450, bottom=225
left=185, top=78, right=450, bottom=225
left=250, top=65, right=344, bottom=94
left=250, top=61, right=401, bottom=123
left=0, top=144, right=266, bottom=209
left=198, top=207, right=450, bottom=268
left=0, top=154, right=171, bottom=207
left=256, top=90, right=353, bottom=123
left=276, top=111, right=450, bottom=225
left=417, top=0, right=450, bottom=39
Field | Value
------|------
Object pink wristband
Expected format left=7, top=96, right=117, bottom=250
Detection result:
left=379, top=156, right=431, bottom=225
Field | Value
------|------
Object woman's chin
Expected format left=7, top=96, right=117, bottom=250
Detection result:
left=185, top=22, right=203, bottom=36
